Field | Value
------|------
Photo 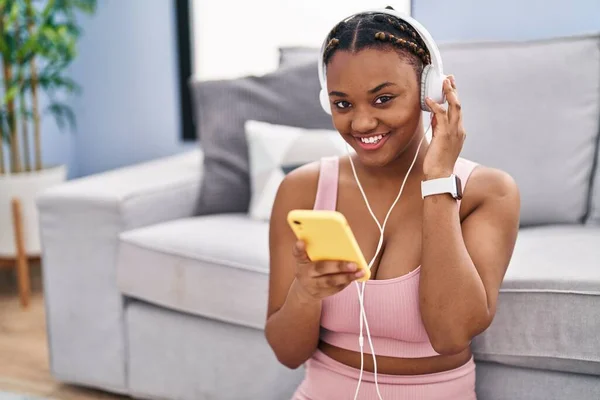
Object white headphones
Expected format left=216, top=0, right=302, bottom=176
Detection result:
left=317, top=8, right=446, bottom=115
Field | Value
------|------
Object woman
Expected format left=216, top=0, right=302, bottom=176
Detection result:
left=265, top=7, right=520, bottom=400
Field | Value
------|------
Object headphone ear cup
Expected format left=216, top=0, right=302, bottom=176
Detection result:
left=420, top=65, right=446, bottom=112
left=320, top=89, right=332, bottom=115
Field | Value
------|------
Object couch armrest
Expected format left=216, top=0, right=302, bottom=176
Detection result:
left=36, top=149, right=203, bottom=392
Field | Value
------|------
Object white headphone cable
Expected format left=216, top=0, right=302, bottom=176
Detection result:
left=349, top=117, right=432, bottom=400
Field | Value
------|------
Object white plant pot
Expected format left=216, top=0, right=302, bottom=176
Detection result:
left=0, top=165, right=67, bottom=258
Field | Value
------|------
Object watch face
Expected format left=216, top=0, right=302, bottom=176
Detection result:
left=454, top=175, right=463, bottom=200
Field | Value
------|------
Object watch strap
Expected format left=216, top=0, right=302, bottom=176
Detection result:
left=421, top=174, right=462, bottom=199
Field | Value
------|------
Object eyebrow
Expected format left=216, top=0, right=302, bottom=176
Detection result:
left=328, top=82, right=398, bottom=97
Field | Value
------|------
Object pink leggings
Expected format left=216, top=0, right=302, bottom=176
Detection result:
left=292, top=350, right=476, bottom=400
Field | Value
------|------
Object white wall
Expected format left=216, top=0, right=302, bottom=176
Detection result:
left=414, top=0, right=600, bottom=42
left=191, top=1, right=411, bottom=80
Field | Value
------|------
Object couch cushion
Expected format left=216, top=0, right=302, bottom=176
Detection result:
left=475, top=361, right=600, bottom=400
left=245, top=120, right=347, bottom=221
left=472, top=225, right=600, bottom=376
left=439, top=34, right=600, bottom=226
left=116, top=214, right=270, bottom=330
left=189, top=61, right=334, bottom=216
left=117, top=217, right=600, bottom=376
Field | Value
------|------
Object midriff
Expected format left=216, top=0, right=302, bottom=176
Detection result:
left=318, top=340, right=473, bottom=375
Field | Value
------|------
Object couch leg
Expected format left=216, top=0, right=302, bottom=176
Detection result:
left=11, top=198, right=30, bottom=308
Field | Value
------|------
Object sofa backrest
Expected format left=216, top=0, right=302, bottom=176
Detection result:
left=191, top=34, right=600, bottom=224
left=437, top=34, right=600, bottom=226
left=279, top=33, right=600, bottom=227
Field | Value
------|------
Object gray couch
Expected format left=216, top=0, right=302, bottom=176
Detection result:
left=37, top=33, right=600, bottom=399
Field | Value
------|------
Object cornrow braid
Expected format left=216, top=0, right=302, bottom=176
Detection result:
left=323, top=38, right=340, bottom=61
left=386, top=17, right=416, bottom=39
left=322, top=20, right=347, bottom=63
left=384, top=16, right=429, bottom=51
left=374, top=31, right=431, bottom=65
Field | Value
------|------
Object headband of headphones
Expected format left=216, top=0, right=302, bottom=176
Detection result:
left=317, top=8, right=444, bottom=92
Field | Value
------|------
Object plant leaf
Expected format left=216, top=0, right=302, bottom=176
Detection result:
left=45, top=101, right=76, bottom=133
left=2, top=86, right=19, bottom=106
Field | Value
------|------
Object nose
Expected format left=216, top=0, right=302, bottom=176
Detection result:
left=351, top=110, right=378, bottom=134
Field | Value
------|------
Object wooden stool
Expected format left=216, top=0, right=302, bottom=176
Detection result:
left=0, top=198, right=38, bottom=308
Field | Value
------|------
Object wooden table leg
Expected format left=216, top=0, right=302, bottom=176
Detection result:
left=11, top=198, right=30, bottom=308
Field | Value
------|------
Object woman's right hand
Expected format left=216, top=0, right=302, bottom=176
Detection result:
left=292, top=240, right=366, bottom=301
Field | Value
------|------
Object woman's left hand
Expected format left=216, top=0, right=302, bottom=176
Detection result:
left=423, top=75, right=466, bottom=179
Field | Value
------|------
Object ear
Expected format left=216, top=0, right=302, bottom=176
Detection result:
left=385, top=5, right=395, bottom=10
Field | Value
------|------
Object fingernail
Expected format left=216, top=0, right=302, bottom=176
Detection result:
left=347, top=263, right=357, bottom=271
left=355, top=270, right=365, bottom=278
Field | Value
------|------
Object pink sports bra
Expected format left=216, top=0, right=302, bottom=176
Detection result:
left=314, top=156, right=479, bottom=358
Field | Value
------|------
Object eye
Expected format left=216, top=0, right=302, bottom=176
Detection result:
left=334, top=100, right=352, bottom=110
left=375, top=95, right=394, bottom=105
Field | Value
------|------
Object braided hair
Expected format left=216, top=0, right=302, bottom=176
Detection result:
left=323, top=7, right=431, bottom=82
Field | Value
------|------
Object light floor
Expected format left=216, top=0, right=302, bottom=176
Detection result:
left=0, top=263, right=128, bottom=400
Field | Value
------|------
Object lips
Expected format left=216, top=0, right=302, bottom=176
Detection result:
left=354, top=132, right=390, bottom=151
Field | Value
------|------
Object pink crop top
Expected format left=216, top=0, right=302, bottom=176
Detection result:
left=314, top=156, right=479, bottom=358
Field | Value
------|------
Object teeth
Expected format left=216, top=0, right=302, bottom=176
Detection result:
left=360, top=134, right=383, bottom=144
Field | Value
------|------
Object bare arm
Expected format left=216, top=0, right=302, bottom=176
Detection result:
left=419, top=167, right=520, bottom=354
left=420, top=77, right=521, bottom=354
left=264, top=163, right=324, bottom=369
left=265, top=162, right=364, bottom=368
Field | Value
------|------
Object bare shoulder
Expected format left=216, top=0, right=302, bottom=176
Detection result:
left=463, top=163, right=521, bottom=217
left=469, top=165, right=520, bottom=201
left=270, top=160, right=322, bottom=219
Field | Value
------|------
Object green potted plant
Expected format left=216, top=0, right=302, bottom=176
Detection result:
left=0, top=0, right=97, bottom=258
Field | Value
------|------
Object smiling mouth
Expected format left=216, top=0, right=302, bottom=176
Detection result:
left=358, top=133, right=387, bottom=144
left=354, top=133, right=390, bottom=150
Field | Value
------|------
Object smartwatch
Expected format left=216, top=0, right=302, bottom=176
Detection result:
left=421, top=174, right=463, bottom=200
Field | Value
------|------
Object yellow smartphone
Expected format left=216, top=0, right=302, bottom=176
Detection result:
left=287, top=209, right=371, bottom=282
